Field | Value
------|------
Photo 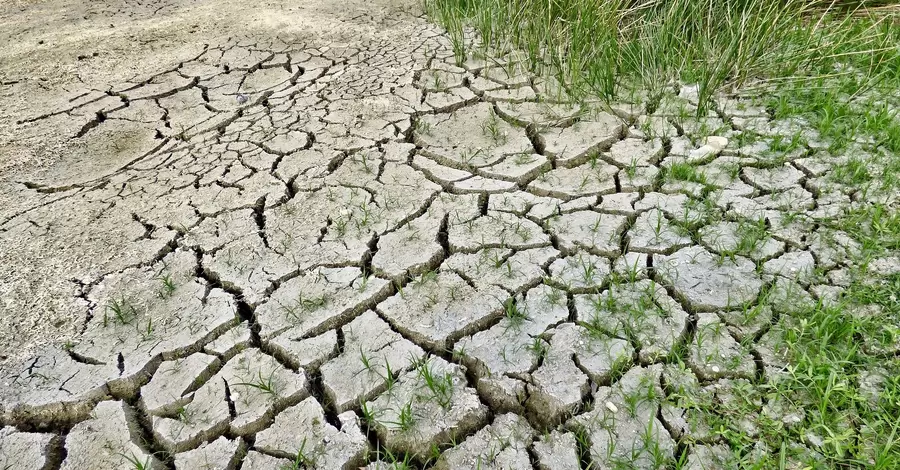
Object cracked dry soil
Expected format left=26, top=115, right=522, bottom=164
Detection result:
left=0, top=0, right=897, bottom=469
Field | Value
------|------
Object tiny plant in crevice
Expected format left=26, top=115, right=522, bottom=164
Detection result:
left=431, top=72, right=446, bottom=91
left=120, top=453, right=152, bottom=470
left=356, top=274, right=372, bottom=293
left=513, top=152, right=536, bottom=166
left=360, top=399, right=382, bottom=426
left=416, top=359, right=454, bottom=410
left=175, top=405, right=190, bottom=423
left=666, top=162, right=707, bottom=185
left=486, top=249, right=505, bottom=269
left=577, top=254, right=598, bottom=286
left=414, top=270, right=439, bottom=288
left=279, top=292, right=329, bottom=321
left=544, top=286, right=565, bottom=306
left=482, top=108, right=507, bottom=145
left=424, top=291, right=440, bottom=309
left=502, top=297, right=529, bottom=326
left=383, top=359, right=398, bottom=392
left=394, top=400, right=416, bottom=432
left=378, top=445, right=415, bottom=469
left=105, top=295, right=139, bottom=327
left=359, top=346, right=374, bottom=372
left=138, top=318, right=154, bottom=342
left=280, top=438, right=315, bottom=470
left=157, top=273, right=176, bottom=298
left=624, top=158, right=639, bottom=179
left=527, top=337, right=548, bottom=359
left=234, top=369, right=279, bottom=397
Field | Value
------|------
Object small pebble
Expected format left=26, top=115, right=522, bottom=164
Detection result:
left=706, top=135, right=729, bottom=151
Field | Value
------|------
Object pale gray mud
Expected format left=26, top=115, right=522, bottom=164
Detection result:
left=0, top=0, right=895, bottom=468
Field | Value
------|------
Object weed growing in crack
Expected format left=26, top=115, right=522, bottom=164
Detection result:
left=424, top=291, right=440, bottom=309
left=377, top=445, right=414, bottom=469
left=280, top=202, right=300, bottom=218
left=416, top=359, right=454, bottom=410
left=583, top=311, right=612, bottom=342
left=447, top=285, right=462, bottom=302
left=156, top=273, right=176, bottom=298
left=234, top=369, right=279, bottom=397
left=359, top=345, right=374, bottom=372
left=543, top=285, right=565, bottom=306
left=431, top=72, right=446, bottom=91
left=280, top=438, right=315, bottom=470
left=354, top=151, right=374, bottom=174
left=502, top=260, right=516, bottom=279
left=332, top=216, right=349, bottom=237
left=356, top=274, right=371, bottom=292
left=458, top=147, right=486, bottom=168
left=418, top=270, right=440, bottom=286
left=512, top=220, right=533, bottom=242
left=429, top=443, right=443, bottom=463
left=497, top=344, right=514, bottom=366
left=502, top=297, right=528, bottom=326
left=279, top=292, right=329, bottom=321
left=451, top=344, right=469, bottom=363
left=571, top=427, right=595, bottom=466
left=638, top=417, right=669, bottom=468
left=175, top=405, right=190, bottom=423
left=618, top=259, right=643, bottom=284
left=360, top=399, right=382, bottom=427
left=666, top=162, right=706, bottom=185
left=624, top=158, right=639, bottom=179
left=732, top=217, right=768, bottom=257
left=513, top=152, right=536, bottom=166
left=138, top=318, right=154, bottom=342
left=104, top=295, right=139, bottom=327
left=584, top=150, right=601, bottom=169
left=833, top=156, right=873, bottom=187
left=120, top=453, right=152, bottom=470
left=527, top=337, right=548, bottom=360
left=275, top=229, right=294, bottom=254
left=383, top=359, right=398, bottom=392
left=650, top=210, right=667, bottom=242
left=353, top=203, right=375, bottom=230
left=482, top=108, right=507, bottom=145
left=483, top=249, right=504, bottom=269
left=769, top=131, right=804, bottom=156
left=577, top=254, right=598, bottom=286
left=578, top=173, right=592, bottom=192
left=392, top=400, right=416, bottom=432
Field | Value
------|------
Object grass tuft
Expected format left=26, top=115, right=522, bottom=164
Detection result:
left=424, top=0, right=900, bottom=116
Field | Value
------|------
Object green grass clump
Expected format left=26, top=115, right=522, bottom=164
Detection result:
left=424, top=0, right=899, bottom=115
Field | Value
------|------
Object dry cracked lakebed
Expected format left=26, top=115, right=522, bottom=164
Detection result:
left=0, top=0, right=898, bottom=468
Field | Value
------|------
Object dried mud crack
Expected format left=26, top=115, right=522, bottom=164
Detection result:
left=0, top=0, right=898, bottom=468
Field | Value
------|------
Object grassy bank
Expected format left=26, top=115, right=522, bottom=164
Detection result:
left=423, top=0, right=900, bottom=468
left=424, top=0, right=899, bottom=114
